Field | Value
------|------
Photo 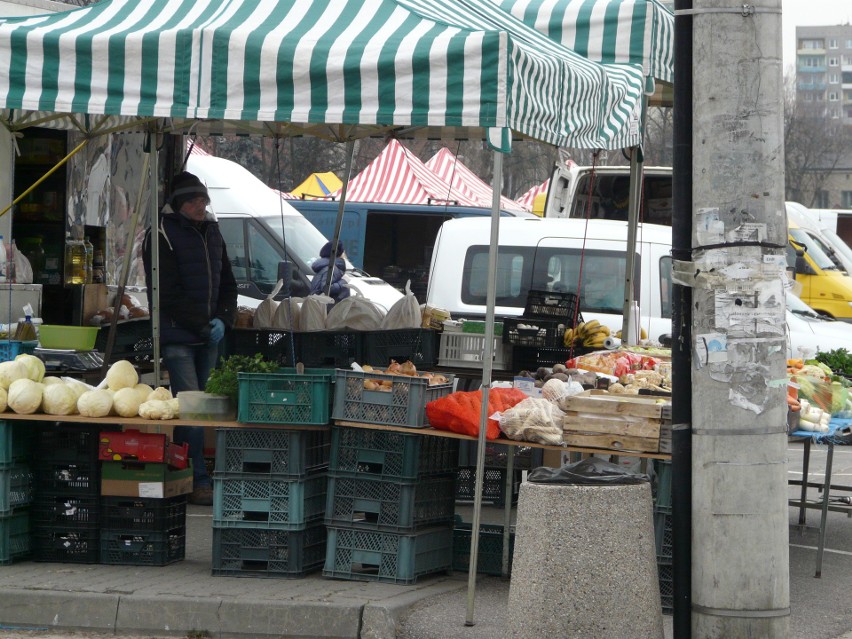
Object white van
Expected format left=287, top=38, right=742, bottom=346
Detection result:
left=427, top=216, right=852, bottom=357
left=185, top=155, right=403, bottom=311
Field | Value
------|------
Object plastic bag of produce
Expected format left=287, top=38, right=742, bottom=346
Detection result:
left=273, top=296, right=303, bottom=331
left=380, top=280, right=421, bottom=329
left=498, top=397, right=564, bottom=445
left=301, top=294, right=334, bottom=331
left=254, top=280, right=282, bottom=328
left=325, top=290, right=385, bottom=331
left=426, top=387, right=528, bottom=439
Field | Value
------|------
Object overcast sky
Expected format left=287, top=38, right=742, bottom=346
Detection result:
left=782, top=0, right=852, bottom=73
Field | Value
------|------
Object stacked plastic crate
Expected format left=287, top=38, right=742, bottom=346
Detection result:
left=323, top=426, right=458, bottom=583
left=212, top=367, right=334, bottom=578
left=0, top=421, right=34, bottom=564
left=98, top=430, right=190, bottom=567
left=32, top=424, right=104, bottom=563
left=653, top=459, right=673, bottom=615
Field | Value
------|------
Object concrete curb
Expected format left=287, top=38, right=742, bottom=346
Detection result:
left=361, top=579, right=467, bottom=639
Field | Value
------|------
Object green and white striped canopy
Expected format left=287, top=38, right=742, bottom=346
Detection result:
left=0, top=0, right=645, bottom=150
left=494, top=0, right=674, bottom=86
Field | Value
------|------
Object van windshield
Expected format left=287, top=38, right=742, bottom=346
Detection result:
left=261, top=214, right=335, bottom=268
left=461, top=245, right=639, bottom=313
left=790, top=228, right=837, bottom=270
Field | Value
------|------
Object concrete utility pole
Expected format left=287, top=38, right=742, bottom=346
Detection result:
left=687, top=1, right=789, bottom=636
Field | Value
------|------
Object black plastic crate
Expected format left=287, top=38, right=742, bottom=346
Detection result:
left=95, top=318, right=154, bottom=364
left=502, top=318, right=565, bottom=347
left=654, top=460, right=672, bottom=510
left=215, top=428, right=330, bottom=477
left=510, top=345, right=577, bottom=373
left=323, top=525, right=453, bottom=584
left=35, top=460, right=99, bottom=495
left=0, top=421, right=34, bottom=469
left=360, top=329, right=438, bottom=368
left=0, top=510, right=31, bottom=565
left=329, top=426, right=458, bottom=480
left=522, top=289, right=582, bottom=324
left=453, top=522, right=515, bottom=576
left=659, top=559, right=673, bottom=615
left=212, top=523, right=327, bottom=578
left=325, top=473, right=456, bottom=531
left=297, top=330, right=363, bottom=368
left=100, top=496, right=187, bottom=532
left=33, top=525, right=99, bottom=563
left=455, top=466, right=520, bottom=508
left=99, top=528, right=185, bottom=566
left=33, top=493, right=100, bottom=527
left=654, top=509, right=673, bottom=562
left=225, top=328, right=298, bottom=367
left=35, top=424, right=113, bottom=464
left=0, top=464, right=34, bottom=513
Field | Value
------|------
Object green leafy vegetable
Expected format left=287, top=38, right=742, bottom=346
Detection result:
left=816, top=349, right=852, bottom=377
left=205, top=353, right=278, bottom=403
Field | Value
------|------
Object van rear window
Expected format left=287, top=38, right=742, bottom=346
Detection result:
left=461, top=245, right=639, bottom=313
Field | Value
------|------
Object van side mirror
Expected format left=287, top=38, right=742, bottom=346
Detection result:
left=277, top=260, right=309, bottom=297
left=795, top=252, right=814, bottom=276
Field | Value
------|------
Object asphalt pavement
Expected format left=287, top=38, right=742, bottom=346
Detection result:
left=0, top=440, right=848, bottom=639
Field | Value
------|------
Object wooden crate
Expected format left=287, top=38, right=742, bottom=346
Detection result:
left=561, top=394, right=669, bottom=454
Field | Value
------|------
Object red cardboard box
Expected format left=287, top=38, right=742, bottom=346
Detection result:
left=99, top=430, right=189, bottom=469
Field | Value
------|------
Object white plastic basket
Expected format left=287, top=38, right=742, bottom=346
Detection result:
left=438, top=332, right=509, bottom=370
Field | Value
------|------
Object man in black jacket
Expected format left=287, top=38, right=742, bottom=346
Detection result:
left=143, top=171, right=237, bottom=505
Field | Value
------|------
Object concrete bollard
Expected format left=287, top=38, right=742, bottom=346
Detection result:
left=506, top=481, right=663, bottom=639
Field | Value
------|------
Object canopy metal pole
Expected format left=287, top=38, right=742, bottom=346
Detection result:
left=465, top=148, right=502, bottom=626
left=326, top=140, right=355, bottom=296
left=149, top=134, right=162, bottom=386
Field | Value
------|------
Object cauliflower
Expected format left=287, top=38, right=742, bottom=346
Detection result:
left=7, top=378, right=44, bottom=414
left=42, top=383, right=79, bottom=416
left=77, top=389, right=114, bottom=418
left=105, top=360, right=138, bottom=391
left=112, top=387, right=142, bottom=418
left=14, top=354, right=45, bottom=382
left=138, top=399, right=177, bottom=420
left=147, top=386, right=173, bottom=402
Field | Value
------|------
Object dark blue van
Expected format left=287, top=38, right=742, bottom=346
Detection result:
left=289, top=200, right=534, bottom=300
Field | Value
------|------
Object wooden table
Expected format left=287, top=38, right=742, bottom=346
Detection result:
left=0, top=412, right=328, bottom=431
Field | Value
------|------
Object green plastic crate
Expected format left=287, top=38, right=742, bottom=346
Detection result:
left=0, top=464, right=33, bottom=513
left=214, top=428, right=330, bottom=478
left=452, top=522, right=515, bottom=576
left=332, top=369, right=453, bottom=428
left=654, top=460, right=672, bottom=510
left=238, top=368, right=333, bottom=426
left=461, top=320, right=503, bottom=336
left=0, top=421, right=33, bottom=469
left=0, top=510, right=31, bottom=564
left=212, top=523, right=327, bottom=578
left=329, top=426, right=458, bottom=480
left=212, top=473, right=326, bottom=529
left=325, top=473, right=456, bottom=531
left=323, top=525, right=453, bottom=584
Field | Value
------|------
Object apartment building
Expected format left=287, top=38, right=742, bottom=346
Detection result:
left=796, top=25, right=852, bottom=122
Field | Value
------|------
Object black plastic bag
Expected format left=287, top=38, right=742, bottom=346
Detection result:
left=527, top=457, right=649, bottom=485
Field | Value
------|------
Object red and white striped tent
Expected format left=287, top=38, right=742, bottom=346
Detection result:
left=333, top=139, right=480, bottom=206
left=515, top=179, right=549, bottom=212
left=426, top=147, right=525, bottom=212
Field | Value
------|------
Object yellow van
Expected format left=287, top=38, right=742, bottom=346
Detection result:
left=788, top=221, right=852, bottom=322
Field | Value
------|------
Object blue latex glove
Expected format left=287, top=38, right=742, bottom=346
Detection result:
left=209, top=318, right=225, bottom=343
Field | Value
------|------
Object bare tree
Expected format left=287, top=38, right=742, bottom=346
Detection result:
left=784, top=73, right=851, bottom=206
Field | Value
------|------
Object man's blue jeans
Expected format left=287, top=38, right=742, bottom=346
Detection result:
left=162, top=342, right=220, bottom=489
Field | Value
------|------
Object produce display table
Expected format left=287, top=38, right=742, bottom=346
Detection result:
left=789, top=418, right=852, bottom=577
left=0, top=413, right=329, bottom=431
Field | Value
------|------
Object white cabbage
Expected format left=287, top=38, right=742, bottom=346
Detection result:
left=133, top=383, right=154, bottom=404
left=64, top=378, right=92, bottom=401
left=77, top=389, right=114, bottom=418
left=42, top=383, right=79, bottom=415
left=0, top=360, right=28, bottom=390
left=14, top=353, right=45, bottom=382
left=113, top=387, right=142, bottom=418
left=7, top=378, right=43, bottom=414
left=0, top=387, right=7, bottom=412
left=105, top=360, right=138, bottom=391
left=42, top=377, right=64, bottom=386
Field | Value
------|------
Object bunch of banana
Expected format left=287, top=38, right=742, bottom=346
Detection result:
left=563, top=320, right=611, bottom=348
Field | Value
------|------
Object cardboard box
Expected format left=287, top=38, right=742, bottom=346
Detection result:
left=98, top=430, right=188, bottom=469
left=101, top=461, right=193, bottom=498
